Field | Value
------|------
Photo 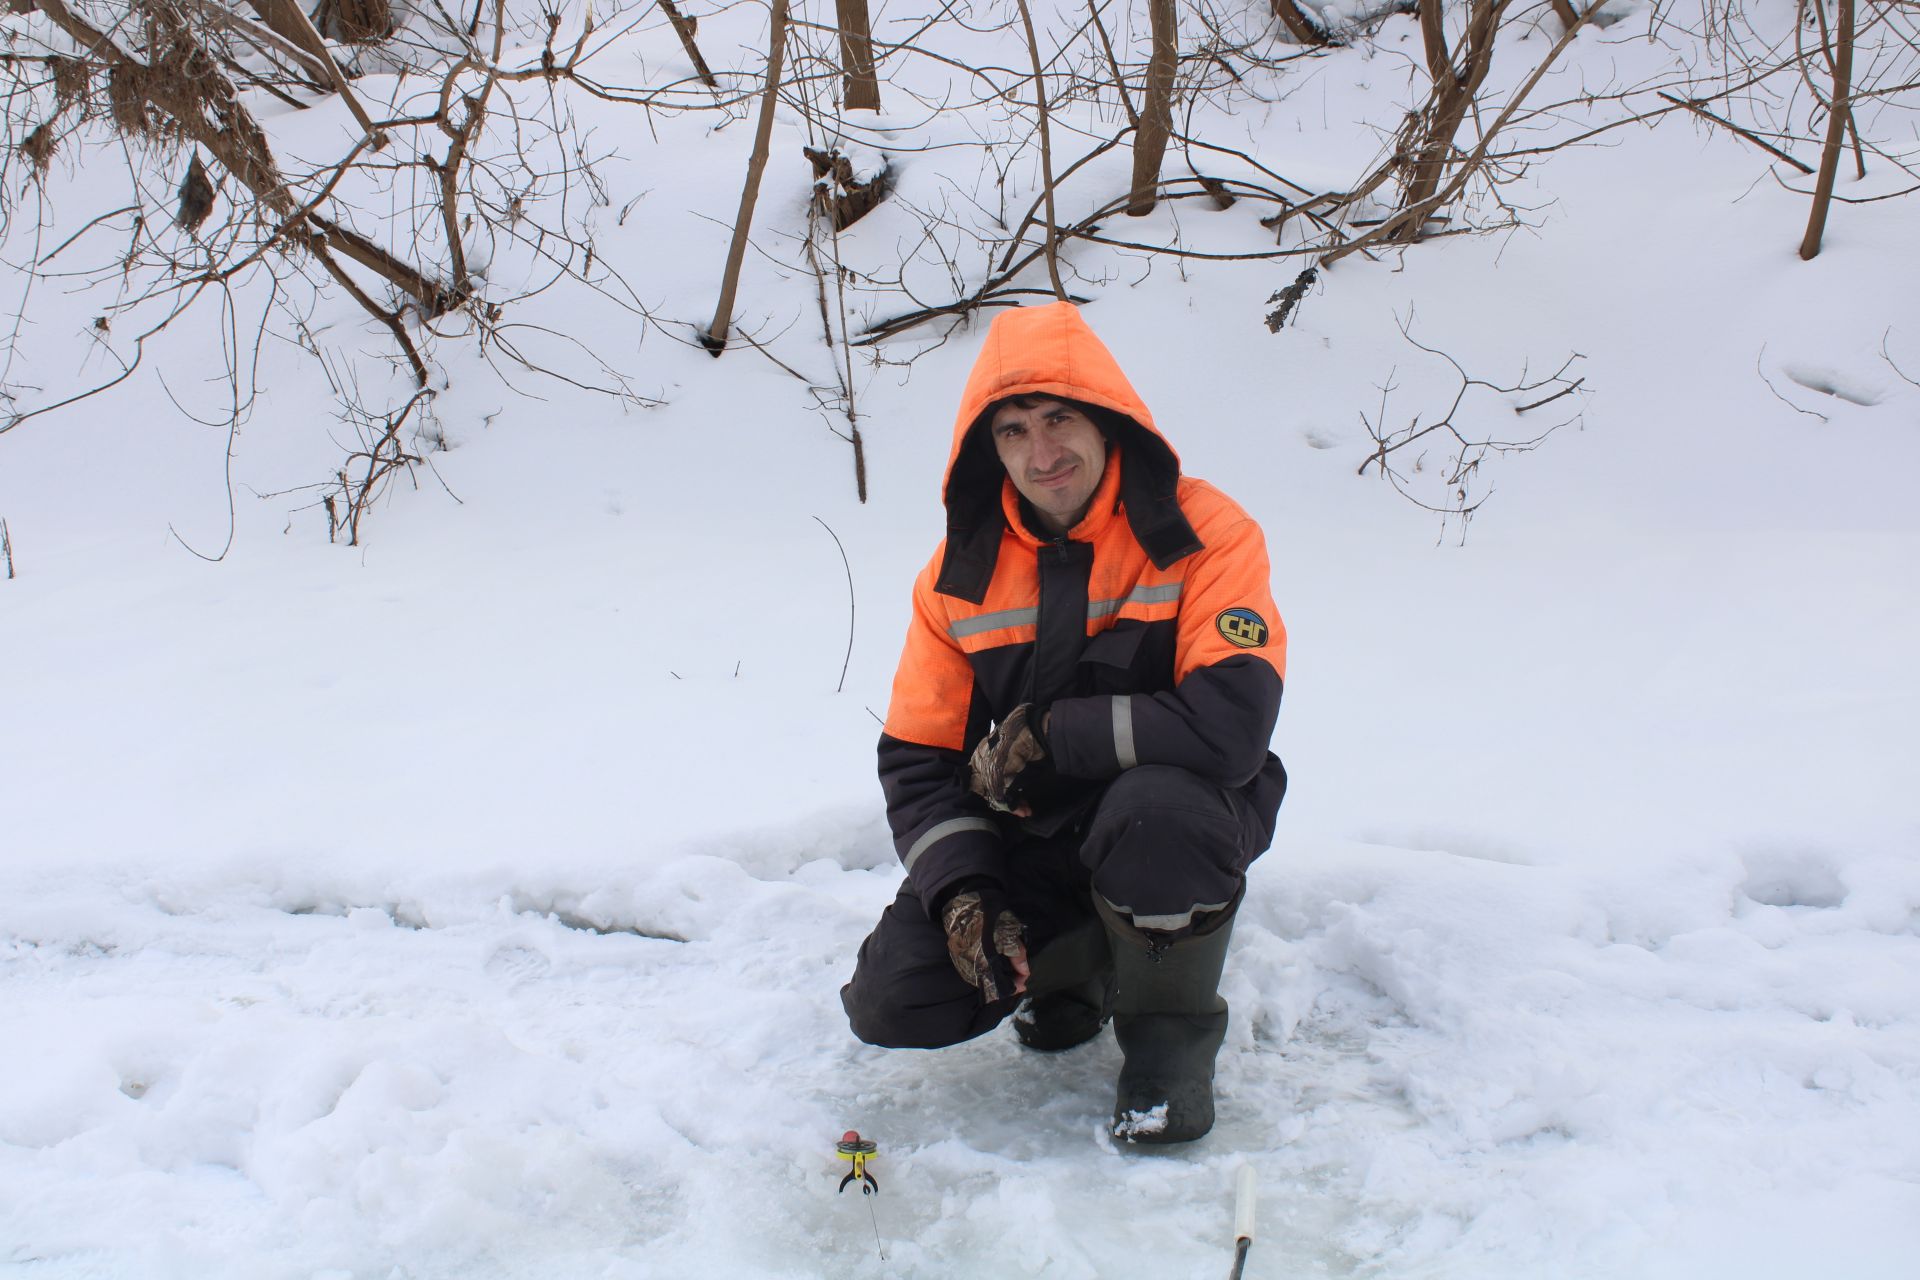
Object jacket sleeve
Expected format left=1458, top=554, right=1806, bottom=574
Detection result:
left=877, top=557, right=1008, bottom=916
left=1045, top=515, right=1286, bottom=786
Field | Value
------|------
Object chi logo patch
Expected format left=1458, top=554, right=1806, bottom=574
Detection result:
left=1216, top=607, right=1268, bottom=648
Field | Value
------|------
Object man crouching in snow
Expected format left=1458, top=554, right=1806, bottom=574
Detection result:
left=840, top=302, right=1288, bottom=1144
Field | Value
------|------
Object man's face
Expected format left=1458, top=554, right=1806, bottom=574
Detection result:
left=988, top=397, right=1108, bottom=536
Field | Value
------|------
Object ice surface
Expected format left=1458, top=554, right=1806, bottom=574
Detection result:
left=3, top=0, right=1918, bottom=1275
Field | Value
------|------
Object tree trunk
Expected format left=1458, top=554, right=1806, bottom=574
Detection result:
left=254, top=0, right=381, bottom=135
left=243, top=0, right=310, bottom=48
left=658, top=0, right=718, bottom=89
left=27, top=0, right=456, bottom=379
left=1799, top=0, right=1854, bottom=259
left=1395, top=0, right=1503, bottom=241
left=805, top=146, right=891, bottom=229
left=834, top=0, right=880, bottom=111
left=1271, top=0, right=1327, bottom=45
left=1128, top=0, right=1176, bottom=216
left=703, top=0, right=790, bottom=353
left=314, top=0, right=393, bottom=42
left=1011, top=0, right=1067, bottom=299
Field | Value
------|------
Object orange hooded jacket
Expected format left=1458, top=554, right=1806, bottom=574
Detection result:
left=879, top=303, right=1286, bottom=912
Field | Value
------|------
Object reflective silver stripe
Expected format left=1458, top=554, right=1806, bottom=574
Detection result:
left=954, top=585, right=1181, bottom=638
left=1087, top=582, right=1183, bottom=620
left=1112, top=695, right=1137, bottom=769
left=1102, top=897, right=1234, bottom=931
left=950, top=607, right=1039, bottom=640
left=903, top=817, right=999, bottom=871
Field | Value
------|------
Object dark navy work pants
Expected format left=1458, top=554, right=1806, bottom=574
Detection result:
left=841, top=765, right=1269, bottom=1049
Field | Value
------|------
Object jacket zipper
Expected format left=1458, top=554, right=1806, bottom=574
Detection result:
left=1029, top=534, right=1070, bottom=703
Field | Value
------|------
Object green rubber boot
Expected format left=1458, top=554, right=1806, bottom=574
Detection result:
left=1013, top=915, right=1114, bottom=1052
left=1098, top=897, right=1234, bottom=1144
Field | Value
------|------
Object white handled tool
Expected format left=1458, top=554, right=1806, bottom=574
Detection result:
left=1228, top=1163, right=1257, bottom=1279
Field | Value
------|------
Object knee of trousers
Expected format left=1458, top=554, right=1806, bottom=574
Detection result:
left=840, top=909, right=1013, bottom=1050
left=1081, top=765, right=1250, bottom=925
left=841, top=973, right=1012, bottom=1049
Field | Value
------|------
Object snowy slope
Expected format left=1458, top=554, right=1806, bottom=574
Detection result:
left=3, top=0, right=1919, bottom=1274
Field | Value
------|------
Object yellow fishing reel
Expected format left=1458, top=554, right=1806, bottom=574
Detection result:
left=835, top=1130, right=878, bottom=1195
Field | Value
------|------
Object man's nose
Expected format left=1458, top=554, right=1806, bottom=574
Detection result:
left=1030, top=430, right=1065, bottom=471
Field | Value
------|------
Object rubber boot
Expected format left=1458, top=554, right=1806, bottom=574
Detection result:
left=1097, top=896, right=1234, bottom=1144
left=1012, top=915, right=1114, bottom=1052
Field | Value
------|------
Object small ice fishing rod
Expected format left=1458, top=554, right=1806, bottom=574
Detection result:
left=835, top=1129, right=886, bottom=1261
left=835, top=1130, right=879, bottom=1195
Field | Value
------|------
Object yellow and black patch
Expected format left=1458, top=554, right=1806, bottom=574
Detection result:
left=1216, top=607, right=1268, bottom=649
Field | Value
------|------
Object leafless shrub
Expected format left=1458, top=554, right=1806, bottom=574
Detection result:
left=326, top=391, right=431, bottom=546
left=252, top=382, right=446, bottom=546
left=1358, top=317, right=1587, bottom=541
left=1490, top=0, right=1920, bottom=255
left=5, top=0, right=1907, bottom=548
left=2, top=0, right=681, bottom=540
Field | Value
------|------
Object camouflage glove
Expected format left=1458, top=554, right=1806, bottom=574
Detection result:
left=968, top=704, right=1050, bottom=815
left=939, top=882, right=1028, bottom=1004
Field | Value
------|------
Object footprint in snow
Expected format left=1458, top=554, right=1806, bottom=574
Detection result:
left=1740, top=850, right=1846, bottom=910
left=1779, top=362, right=1889, bottom=409
left=485, top=941, right=555, bottom=986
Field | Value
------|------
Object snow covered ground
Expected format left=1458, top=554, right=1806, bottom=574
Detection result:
left=3, top=0, right=1919, bottom=1274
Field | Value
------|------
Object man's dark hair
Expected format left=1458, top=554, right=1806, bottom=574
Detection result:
left=972, top=393, right=1123, bottom=445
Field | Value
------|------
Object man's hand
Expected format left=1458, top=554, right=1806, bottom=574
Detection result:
left=940, top=883, right=1029, bottom=1003
left=968, top=704, right=1049, bottom=817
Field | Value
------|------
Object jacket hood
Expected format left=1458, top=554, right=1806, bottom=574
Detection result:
left=935, top=302, right=1201, bottom=603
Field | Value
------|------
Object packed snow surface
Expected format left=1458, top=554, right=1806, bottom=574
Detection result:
left=3, top=0, right=1918, bottom=1274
